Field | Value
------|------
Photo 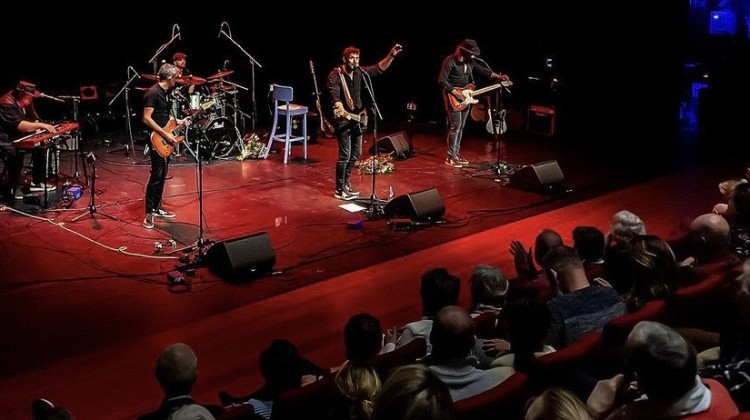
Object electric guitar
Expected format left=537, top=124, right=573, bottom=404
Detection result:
left=150, top=99, right=214, bottom=158
left=486, top=108, right=508, bottom=135
left=333, top=108, right=368, bottom=134
left=448, top=81, right=513, bottom=112
left=309, top=60, right=335, bottom=137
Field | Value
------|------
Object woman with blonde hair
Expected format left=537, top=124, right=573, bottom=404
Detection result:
left=525, top=387, right=592, bottom=420
left=329, top=361, right=381, bottom=420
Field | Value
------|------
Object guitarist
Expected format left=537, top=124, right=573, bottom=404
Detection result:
left=141, top=63, right=188, bottom=229
left=438, top=39, right=508, bottom=168
left=326, top=44, right=402, bottom=201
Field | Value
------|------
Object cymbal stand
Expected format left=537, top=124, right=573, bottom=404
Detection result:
left=107, top=67, right=140, bottom=160
left=218, top=21, right=261, bottom=131
left=71, top=153, right=117, bottom=223
left=354, top=70, right=388, bottom=220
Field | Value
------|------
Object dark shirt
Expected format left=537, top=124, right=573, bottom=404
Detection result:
left=438, top=55, right=493, bottom=93
left=326, top=64, right=383, bottom=113
left=143, top=84, right=173, bottom=129
left=545, top=285, right=627, bottom=349
left=0, top=91, right=39, bottom=143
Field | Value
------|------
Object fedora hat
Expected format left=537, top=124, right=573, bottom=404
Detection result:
left=16, top=81, right=40, bottom=98
left=458, top=39, right=481, bottom=56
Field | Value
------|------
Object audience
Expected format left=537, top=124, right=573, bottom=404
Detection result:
left=603, top=210, right=647, bottom=294
left=370, top=364, right=453, bottom=420
left=468, top=264, right=508, bottom=317
left=139, top=343, right=223, bottom=420
left=423, top=306, right=513, bottom=401
left=624, top=235, right=679, bottom=312
left=524, top=387, right=592, bottom=420
left=543, top=246, right=626, bottom=349
left=396, top=268, right=460, bottom=352
left=328, top=361, right=381, bottom=420
left=573, top=225, right=606, bottom=280
left=509, top=229, right=564, bottom=299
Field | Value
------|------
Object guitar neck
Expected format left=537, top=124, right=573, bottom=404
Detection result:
left=471, top=83, right=502, bottom=96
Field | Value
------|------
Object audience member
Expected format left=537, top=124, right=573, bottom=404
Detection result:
left=602, top=210, right=647, bottom=294
left=370, top=364, right=453, bottom=420
left=573, top=226, right=606, bottom=280
left=328, top=361, right=381, bottom=420
left=509, top=229, right=564, bottom=299
left=423, top=305, right=513, bottom=401
left=543, top=246, right=626, bottom=349
left=524, top=387, right=592, bottom=420
left=624, top=235, right=679, bottom=312
left=396, top=268, right=460, bottom=352
left=468, top=264, right=508, bottom=317
left=333, top=313, right=396, bottom=372
left=587, top=321, right=717, bottom=419
left=139, top=343, right=223, bottom=420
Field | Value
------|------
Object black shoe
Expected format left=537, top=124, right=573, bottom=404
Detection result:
left=334, top=189, right=353, bottom=200
left=143, top=213, right=155, bottom=229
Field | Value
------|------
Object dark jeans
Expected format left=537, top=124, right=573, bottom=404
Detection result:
left=445, top=98, right=470, bottom=159
left=0, top=143, right=47, bottom=196
left=335, top=124, right=362, bottom=191
left=145, top=148, right=170, bottom=214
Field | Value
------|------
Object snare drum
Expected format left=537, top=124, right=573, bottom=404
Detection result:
left=188, top=93, right=201, bottom=110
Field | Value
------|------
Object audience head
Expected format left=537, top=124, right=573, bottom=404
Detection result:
left=689, top=213, right=732, bottom=257
left=626, top=321, right=697, bottom=400
left=730, top=182, right=750, bottom=222
left=259, top=339, right=305, bottom=393
left=503, top=297, right=551, bottom=372
left=155, top=342, right=198, bottom=397
left=626, top=235, right=678, bottom=310
left=344, top=313, right=384, bottom=363
left=333, top=361, right=382, bottom=420
left=371, top=364, right=453, bottom=420
left=572, top=226, right=605, bottom=262
left=543, top=245, right=585, bottom=293
left=420, top=268, right=461, bottom=317
left=534, top=229, right=564, bottom=268
left=609, top=210, right=646, bottom=244
left=429, top=305, right=475, bottom=362
left=524, top=387, right=591, bottom=420
left=167, top=404, right=215, bottom=420
left=720, top=178, right=748, bottom=200
left=468, top=264, right=508, bottom=310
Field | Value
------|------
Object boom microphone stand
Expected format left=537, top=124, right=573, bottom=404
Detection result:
left=355, top=69, right=388, bottom=220
left=148, top=24, right=181, bottom=75
left=107, top=66, right=140, bottom=160
left=218, top=21, right=262, bottom=131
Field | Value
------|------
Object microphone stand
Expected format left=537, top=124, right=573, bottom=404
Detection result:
left=218, top=22, right=262, bottom=132
left=473, top=56, right=511, bottom=176
left=71, top=153, right=117, bottom=223
left=148, top=24, right=180, bottom=75
left=355, top=69, right=387, bottom=220
left=106, top=67, right=140, bottom=160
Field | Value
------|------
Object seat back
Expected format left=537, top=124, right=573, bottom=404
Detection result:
left=271, top=374, right=335, bottom=420
left=272, top=84, right=294, bottom=103
left=369, top=337, right=427, bottom=380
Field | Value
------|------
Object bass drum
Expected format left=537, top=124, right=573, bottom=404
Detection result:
left=194, top=116, right=236, bottom=160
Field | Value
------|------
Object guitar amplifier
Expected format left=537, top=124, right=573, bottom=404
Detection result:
left=527, top=104, right=556, bottom=136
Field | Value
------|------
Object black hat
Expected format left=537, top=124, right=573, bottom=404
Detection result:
left=16, top=81, right=40, bottom=97
left=458, top=39, right=481, bottom=56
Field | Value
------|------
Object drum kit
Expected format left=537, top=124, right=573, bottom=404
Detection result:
left=140, top=70, right=243, bottom=160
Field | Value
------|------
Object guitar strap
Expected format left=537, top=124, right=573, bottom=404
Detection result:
left=337, top=67, right=355, bottom=111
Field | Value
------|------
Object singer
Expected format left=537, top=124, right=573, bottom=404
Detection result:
left=0, top=81, right=58, bottom=203
left=326, top=43, right=402, bottom=201
left=438, top=39, right=508, bottom=168
left=141, top=64, right=186, bottom=229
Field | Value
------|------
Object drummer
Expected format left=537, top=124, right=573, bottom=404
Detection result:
left=172, top=52, right=194, bottom=96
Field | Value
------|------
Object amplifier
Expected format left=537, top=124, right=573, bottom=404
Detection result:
left=527, top=105, right=556, bottom=136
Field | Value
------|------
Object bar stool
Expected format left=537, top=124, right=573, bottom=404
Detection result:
left=263, top=84, right=307, bottom=164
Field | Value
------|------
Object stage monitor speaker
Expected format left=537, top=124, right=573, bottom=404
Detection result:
left=205, top=231, right=276, bottom=282
left=509, top=160, right=564, bottom=192
left=368, top=131, right=411, bottom=159
left=384, top=188, right=445, bottom=221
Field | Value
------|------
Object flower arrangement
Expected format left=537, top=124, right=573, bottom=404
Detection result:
left=356, top=153, right=395, bottom=175
left=236, top=133, right=266, bottom=161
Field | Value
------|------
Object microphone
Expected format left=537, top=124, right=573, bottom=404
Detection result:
left=129, top=66, right=141, bottom=78
left=39, top=92, right=64, bottom=103
left=223, top=59, right=230, bottom=70
left=172, top=89, right=186, bottom=101
left=175, top=24, right=181, bottom=40
left=218, top=21, right=227, bottom=38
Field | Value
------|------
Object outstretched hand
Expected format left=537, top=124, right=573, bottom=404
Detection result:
left=510, top=240, right=535, bottom=279
left=390, top=44, right=403, bottom=58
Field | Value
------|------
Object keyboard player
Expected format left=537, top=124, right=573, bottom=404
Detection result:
left=0, top=81, right=57, bottom=203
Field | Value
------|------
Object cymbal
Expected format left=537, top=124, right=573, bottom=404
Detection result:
left=135, top=86, right=149, bottom=91
left=209, top=83, right=237, bottom=93
left=176, top=75, right=207, bottom=86
left=142, top=74, right=158, bottom=81
left=207, top=69, right=234, bottom=80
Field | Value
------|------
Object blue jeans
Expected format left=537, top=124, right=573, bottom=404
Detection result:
left=445, top=100, right=470, bottom=159
left=335, top=123, right=362, bottom=191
